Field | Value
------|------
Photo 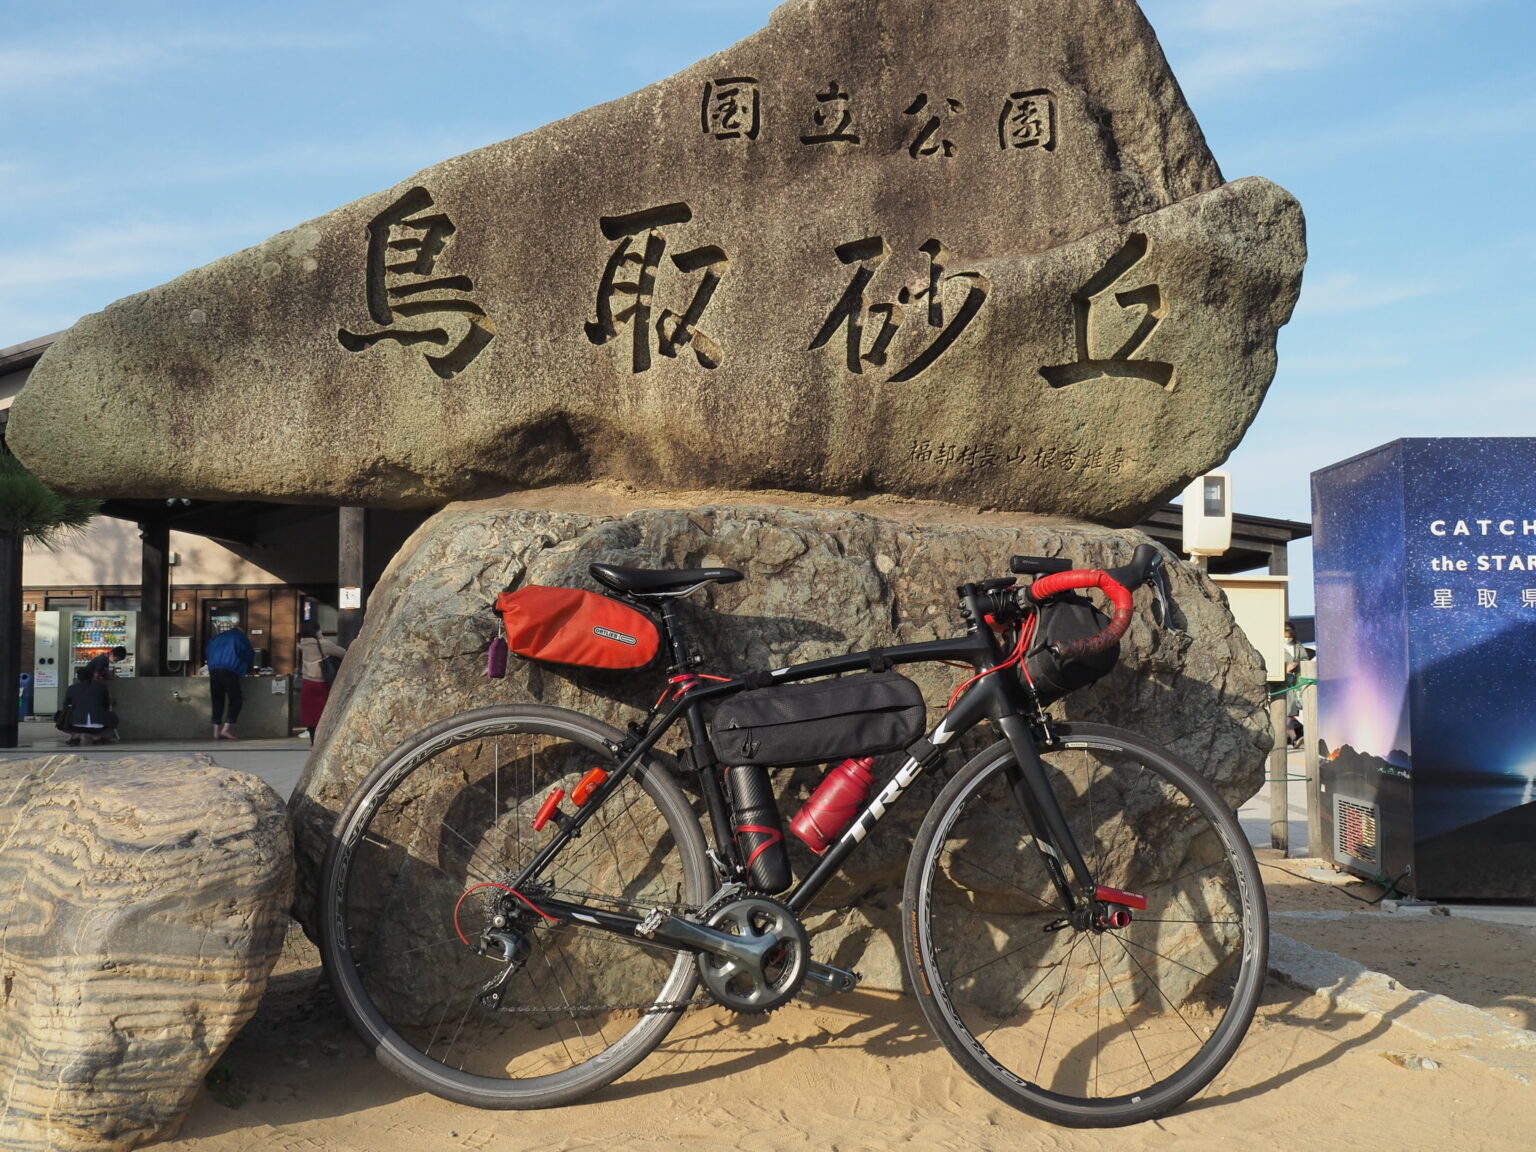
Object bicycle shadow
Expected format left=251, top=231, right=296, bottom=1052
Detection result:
left=1179, top=970, right=1432, bottom=1114
left=596, top=989, right=940, bottom=1103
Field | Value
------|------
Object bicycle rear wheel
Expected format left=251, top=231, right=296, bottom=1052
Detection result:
left=904, top=723, right=1267, bottom=1127
left=320, top=704, right=712, bottom=1108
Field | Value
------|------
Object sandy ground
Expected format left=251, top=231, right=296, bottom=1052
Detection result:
left=145, top=852, right=1536, bottom=1152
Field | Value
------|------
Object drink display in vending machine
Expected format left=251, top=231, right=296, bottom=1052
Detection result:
left=69, top=611, right=138, bottom=679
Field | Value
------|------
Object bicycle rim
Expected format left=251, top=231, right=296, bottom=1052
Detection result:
left=321, top=705, right=711, bottom=1108
left=905, top=724, right=1267, bottom=1127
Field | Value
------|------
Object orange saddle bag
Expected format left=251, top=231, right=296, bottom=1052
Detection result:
left=496, top=585, right=661, bottom=671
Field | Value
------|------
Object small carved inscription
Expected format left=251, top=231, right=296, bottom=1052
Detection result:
left=904, top=93, right=964, bottom=158
left=695, top=78, right=1063, bottom=154
left=910, top=440, right=1132, bottom=475
left=702, top=77, right=761, bottom=140
left=809, top=237, right=989, bottom=382
left=336, top=186, right=494, bottom=380
left=586, top=203, right=728, bottom=374
left=800, top=81, right=861, bottom=145
left=1000, top=89, right=1055, bottom=151
left=1040, top=233, right=1175, bottom=391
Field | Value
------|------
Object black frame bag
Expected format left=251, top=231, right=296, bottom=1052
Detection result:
left=711, top=670, right=926, bottom=767
left=1024, top=592, right=1121, bottom=705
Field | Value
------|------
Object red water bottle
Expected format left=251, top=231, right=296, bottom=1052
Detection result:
left=791, top=757, right=877, bottom=854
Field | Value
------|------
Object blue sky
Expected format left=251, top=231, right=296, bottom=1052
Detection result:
left=5, top=0, right=1534, bottom=610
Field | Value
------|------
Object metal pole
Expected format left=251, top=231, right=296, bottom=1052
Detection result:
left=1302, top=659, right=1322, bottom=859
left=0, top=531, right=22, bottom=748
left=1268, top=695, right=1289, bottom=854
left=337, top=507, right=367, bottom=649
left=138, top=520, right=170, bottom=677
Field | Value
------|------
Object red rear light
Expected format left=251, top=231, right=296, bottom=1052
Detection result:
left=532, top=788, right=566, bottom=831
left=571, top=768, right=609, bottom=807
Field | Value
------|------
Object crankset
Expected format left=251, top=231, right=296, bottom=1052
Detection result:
left=694, top=896, right=809, bottom=1013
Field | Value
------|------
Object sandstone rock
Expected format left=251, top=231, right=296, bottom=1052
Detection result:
left=290, top=490, right=1270, bottom=991
left=0, top=755, right=293, bottom=1152
left=9, top=0, right=1303, bottom=525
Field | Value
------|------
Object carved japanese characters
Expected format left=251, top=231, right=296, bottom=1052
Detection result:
left=8, top=0, right=1305, bottom=525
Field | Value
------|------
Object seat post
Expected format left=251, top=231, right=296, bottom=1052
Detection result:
left=653, top=598, right=698, bottom=672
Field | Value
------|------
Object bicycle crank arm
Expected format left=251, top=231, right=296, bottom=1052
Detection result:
left=803, top=959, right=859, bottom=992
left=527, top=897, right=857, bottom=992
left=652, top=911, right=858, bottom=994
left=642, top=909, right=779, bottom=969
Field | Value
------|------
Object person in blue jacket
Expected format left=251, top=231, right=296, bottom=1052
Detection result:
left=205, top=625, right=256, bottom=740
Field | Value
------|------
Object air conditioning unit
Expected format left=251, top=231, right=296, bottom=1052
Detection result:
left=1333, top=794, right=1380, bottom=870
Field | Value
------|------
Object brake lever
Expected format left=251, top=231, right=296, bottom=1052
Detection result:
left=1148, top=556, right=1175, bottom=632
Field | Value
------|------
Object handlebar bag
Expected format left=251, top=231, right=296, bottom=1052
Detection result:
left=1024, top=592, right=1121, bottom=705
left=496, top=585, right=661, bottom=671
left=712, top=671, right=926, bottom=767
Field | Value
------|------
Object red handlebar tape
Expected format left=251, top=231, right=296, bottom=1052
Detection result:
left=1026, top=569, right=1135, bottom=658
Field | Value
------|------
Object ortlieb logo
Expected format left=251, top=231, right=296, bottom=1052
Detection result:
left=593, top=626, right=639, bottom=646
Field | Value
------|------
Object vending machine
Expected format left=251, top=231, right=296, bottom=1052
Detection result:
left=32, top=611, right=64, bottom=715
left=66, top=610, right=138, bottom=681
left=32, top=610, right=138, bottom=714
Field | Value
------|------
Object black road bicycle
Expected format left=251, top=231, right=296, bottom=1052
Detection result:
left=319, top=545, right=1268, bottom=1128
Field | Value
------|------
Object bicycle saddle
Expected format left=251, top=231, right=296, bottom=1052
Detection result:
left=589, top=563, right=744, bottom=596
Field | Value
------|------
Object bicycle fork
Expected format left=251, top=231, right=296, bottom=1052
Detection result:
left=996, top=715, right=1146, bottom=929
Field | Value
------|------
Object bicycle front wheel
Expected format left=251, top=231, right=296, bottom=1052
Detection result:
left=904, top=723, right=1267, bottom=1127
left=320, top=704, right=713, bottom=1109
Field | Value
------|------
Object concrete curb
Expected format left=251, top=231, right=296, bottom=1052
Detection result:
left=1268, top=931, right=1536, bottom=1083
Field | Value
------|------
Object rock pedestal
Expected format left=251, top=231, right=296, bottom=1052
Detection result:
left=290, top=489, right=1269, bottom=986
left=0, top=755, right=293, bottom=1152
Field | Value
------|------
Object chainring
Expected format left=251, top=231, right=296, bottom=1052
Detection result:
left=696, top=895, right=809, bottom=1014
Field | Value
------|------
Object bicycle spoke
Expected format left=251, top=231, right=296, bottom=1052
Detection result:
left=909, top=728, right=1265, bottom=1126
left=1032, top=932, right=1087, bottom=1083
left=940, top=847, right=1066, bottom=915
left=323, top=708, right=708, bottom=1107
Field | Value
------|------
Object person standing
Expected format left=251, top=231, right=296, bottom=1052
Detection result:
left=297, top=620, right=348, bottom=744
left=1283, top=621, right=1306, bottom=750
left=206, top=626, right=256, bottom=740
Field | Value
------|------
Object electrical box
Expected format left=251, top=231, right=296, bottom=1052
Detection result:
left=1181, top=470, right=1232, bottom=556
left=1211, top=574, right=1289, bottom=683
left=167, top=635, right=192, bottom=663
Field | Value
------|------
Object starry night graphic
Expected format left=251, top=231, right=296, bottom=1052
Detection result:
left=1313, top=438, right=1536, bottom=899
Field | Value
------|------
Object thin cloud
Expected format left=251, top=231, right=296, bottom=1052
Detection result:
left=1143, top=0, right=1474, bottom=96
left=1281, top=351, right=1414, bottom=373
left=1293, top=272, right=1438, bottom=317
left=0, top=41, right=161, bottom=91
left=0, top=29, right=365, bottom=94
left=0, top=218, right=292, bottom=290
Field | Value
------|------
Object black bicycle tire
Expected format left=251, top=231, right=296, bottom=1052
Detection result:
left=902, top=722, right=1268, bottom=1127
left=319, top=703, right=713, bottom=1109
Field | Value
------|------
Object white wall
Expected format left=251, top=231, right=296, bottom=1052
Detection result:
left=24, top=516, right=284, bottom=587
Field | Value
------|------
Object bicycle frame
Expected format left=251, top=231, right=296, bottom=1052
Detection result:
left=505, top=582, right=1101, bottom=938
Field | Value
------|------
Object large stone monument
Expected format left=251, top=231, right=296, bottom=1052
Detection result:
left=7, top=0, right=1301, bottom=995
left=8, top=0, right=1303, bottom=526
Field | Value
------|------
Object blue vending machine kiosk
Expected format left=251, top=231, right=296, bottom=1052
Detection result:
left=1313, top=438, right=1536, bottom=900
